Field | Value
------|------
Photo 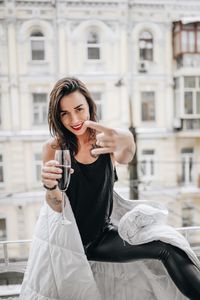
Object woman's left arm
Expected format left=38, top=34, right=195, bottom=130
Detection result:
left=85, top=121, right=136, bottom=164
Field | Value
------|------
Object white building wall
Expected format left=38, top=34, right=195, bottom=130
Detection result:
left=0, top=0, right=199, bottom=244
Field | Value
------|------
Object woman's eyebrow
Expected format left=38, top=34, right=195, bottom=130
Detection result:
left=60, top=104, right=83, bottom=113
left=74, top=104, right=83, bottom=109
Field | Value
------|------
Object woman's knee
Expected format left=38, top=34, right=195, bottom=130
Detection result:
left=154, top=241, right=188, bottom=263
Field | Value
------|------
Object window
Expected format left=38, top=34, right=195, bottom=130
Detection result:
left=184, top=76, right=200, bottom=115
left=30, top=31, right=45, bottom=61
left=87, top=30, right=101, bottom=60
left=173, top=22, right=200, bottom=58
left=0, top=154, right=4, bottom=184
left=181, top=148, right=194, bottom=185
left=32, top=93, right=47, bottom=125
left=0, top=218, right=6, bottom=241
left=0, top=94, right=1, bottom=126
left=141, top=91, right=155, bottom=122
left=34, top=153, right=42, bottom=182
left=90, top=91, right=102, bottom=121
left=140, top=149, right=155, bottom=178
left=182, top=205, right=195, bottom=227
left=139, top=31, right=153, bottom=61
left=174, top=76, right=200, bottom=129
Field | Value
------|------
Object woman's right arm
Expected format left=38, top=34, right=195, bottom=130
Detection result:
left=41, top=139, right=63, bottom=213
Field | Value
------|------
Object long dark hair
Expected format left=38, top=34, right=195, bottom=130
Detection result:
left=48, top=77, right=97, bottom=154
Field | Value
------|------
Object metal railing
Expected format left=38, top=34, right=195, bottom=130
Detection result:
left=0, top=228, right=199, bottom=299
left=176, top=226, right=200, bottom=257
left=0, top=240, right=31, bottom=274
left=1, top=226, right=200, bottom=274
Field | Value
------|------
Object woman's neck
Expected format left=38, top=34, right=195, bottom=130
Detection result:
left=75, top=132, right=98, bottom=163
left=77, top=131, right=94, bottom=147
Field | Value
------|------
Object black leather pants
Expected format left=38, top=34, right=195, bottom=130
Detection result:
left=86, top=225, right=200, bottom=300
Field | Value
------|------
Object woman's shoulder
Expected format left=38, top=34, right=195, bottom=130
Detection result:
left=43, top=138, right=60, bottom=151
left=42, top=138, right=60, bottom=162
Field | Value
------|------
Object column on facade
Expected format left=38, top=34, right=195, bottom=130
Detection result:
left=165, top=22, right=174, bottom=129
left=7, top=18, right=20, bottom=131
left=7, top=19, right=26, bottom=192
left=57, top=19, right=67, bottom=77
left=119, top=22, right=130, bottom=127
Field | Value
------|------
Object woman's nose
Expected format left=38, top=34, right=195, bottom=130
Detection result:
left=70, top=114, right=79, bottom=124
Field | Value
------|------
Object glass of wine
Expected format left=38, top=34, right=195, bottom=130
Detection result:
left=55, top=149, right=71, bottom=225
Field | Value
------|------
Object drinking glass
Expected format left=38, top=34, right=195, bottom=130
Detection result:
left=55, top=150, right=71, bottom=225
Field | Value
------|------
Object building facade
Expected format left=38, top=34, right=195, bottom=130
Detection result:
left=0, top=0, right=200, bottom=246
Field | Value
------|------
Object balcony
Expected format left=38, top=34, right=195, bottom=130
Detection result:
left=1, top=226, right=200, bottom=299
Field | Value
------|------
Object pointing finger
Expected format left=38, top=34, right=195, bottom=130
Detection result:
left=85, top=121, right=111, bottom=133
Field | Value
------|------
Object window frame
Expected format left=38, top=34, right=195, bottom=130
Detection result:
left=90, top=91, right=103, bottom=121
left=0, top=94, right=2, bottom=127
left=173, top=21, right=200, bottom=58
left=139, top=30, right=154, bottom=62
left=86, top=30, right=101, bottom=61
left=0, top=217, right=7, bottom=241
left=0, top=153, right=4, bottom=186
left=34, top=153, right=42, bottom=182
left=174, top=76, right=200, bottom=129
left=180, top=148, right=194, bottom=185
left=182, top=205, right=195, bottom=227
left=140, top=91, right=156, bottom=123
left=30, top=31, right=45, bottom=62
left=32, top=93, right=48, bottom=126
left=139, top=149, right=155, bottom=180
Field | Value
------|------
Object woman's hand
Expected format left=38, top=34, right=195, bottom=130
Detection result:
left=42, top=160, right=74, bottom=189
left=41, top=160, right=62, bottom=189
left=85, top=121, right=136, bottom=164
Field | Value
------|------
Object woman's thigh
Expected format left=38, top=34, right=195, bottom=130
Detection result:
left=87, top=225, right=167, bottom=262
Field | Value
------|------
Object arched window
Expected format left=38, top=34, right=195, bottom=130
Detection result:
left=86, top=30, right=101, bottom=60
left=139, top=31, right=153, bottom=61
left=30, top=31, right=45, bottom=61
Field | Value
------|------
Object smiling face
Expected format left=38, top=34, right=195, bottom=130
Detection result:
left=59, top=91, right=90, bottom=137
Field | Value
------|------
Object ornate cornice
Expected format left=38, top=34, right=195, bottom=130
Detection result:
left=15, top=0, right=54, bottom=7
left=14, top=0, right=122, bottom=9
left=64, top=1, right=120, bottom=8
left=129, top=0, right=200, bottom=10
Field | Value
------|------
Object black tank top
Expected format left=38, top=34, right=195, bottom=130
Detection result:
left=66, top=154, right=114, bottom=246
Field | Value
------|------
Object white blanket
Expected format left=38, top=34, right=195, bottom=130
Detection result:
left=20, top=191, right=199, bottom=300
left=118, top=203, right=200, bottom=269
left=19, top=196, right=101, bottom=300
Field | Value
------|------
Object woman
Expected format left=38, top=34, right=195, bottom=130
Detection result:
left=42, top=77, right=200, bottom=300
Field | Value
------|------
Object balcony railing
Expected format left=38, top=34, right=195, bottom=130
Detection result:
left=0, top=227, right=200, bottom=298
left=0, top=239, right=32, bottom=274
left=1, top=226, right=200, bottom=274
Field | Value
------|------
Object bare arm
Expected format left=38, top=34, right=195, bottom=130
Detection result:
left=41, top=139, right=63, bottom=213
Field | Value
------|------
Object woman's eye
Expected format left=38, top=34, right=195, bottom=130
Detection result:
left=60, top=112, right=68, bottom=117
left=77, top=108, right=83, bottom=112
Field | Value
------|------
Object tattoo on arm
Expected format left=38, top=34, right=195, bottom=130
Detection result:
left=47, top=194, right=62, bottom=206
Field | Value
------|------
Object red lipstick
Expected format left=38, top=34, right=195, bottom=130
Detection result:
left=71, top=123, right=83, bottom=131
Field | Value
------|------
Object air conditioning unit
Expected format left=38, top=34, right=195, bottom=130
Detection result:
left=138, top=61, right=148, bottom=73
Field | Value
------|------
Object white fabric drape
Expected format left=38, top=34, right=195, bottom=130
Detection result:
left=19, top=195, right=101, bottom=300
left=19, top=191, right=199, bottom=300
